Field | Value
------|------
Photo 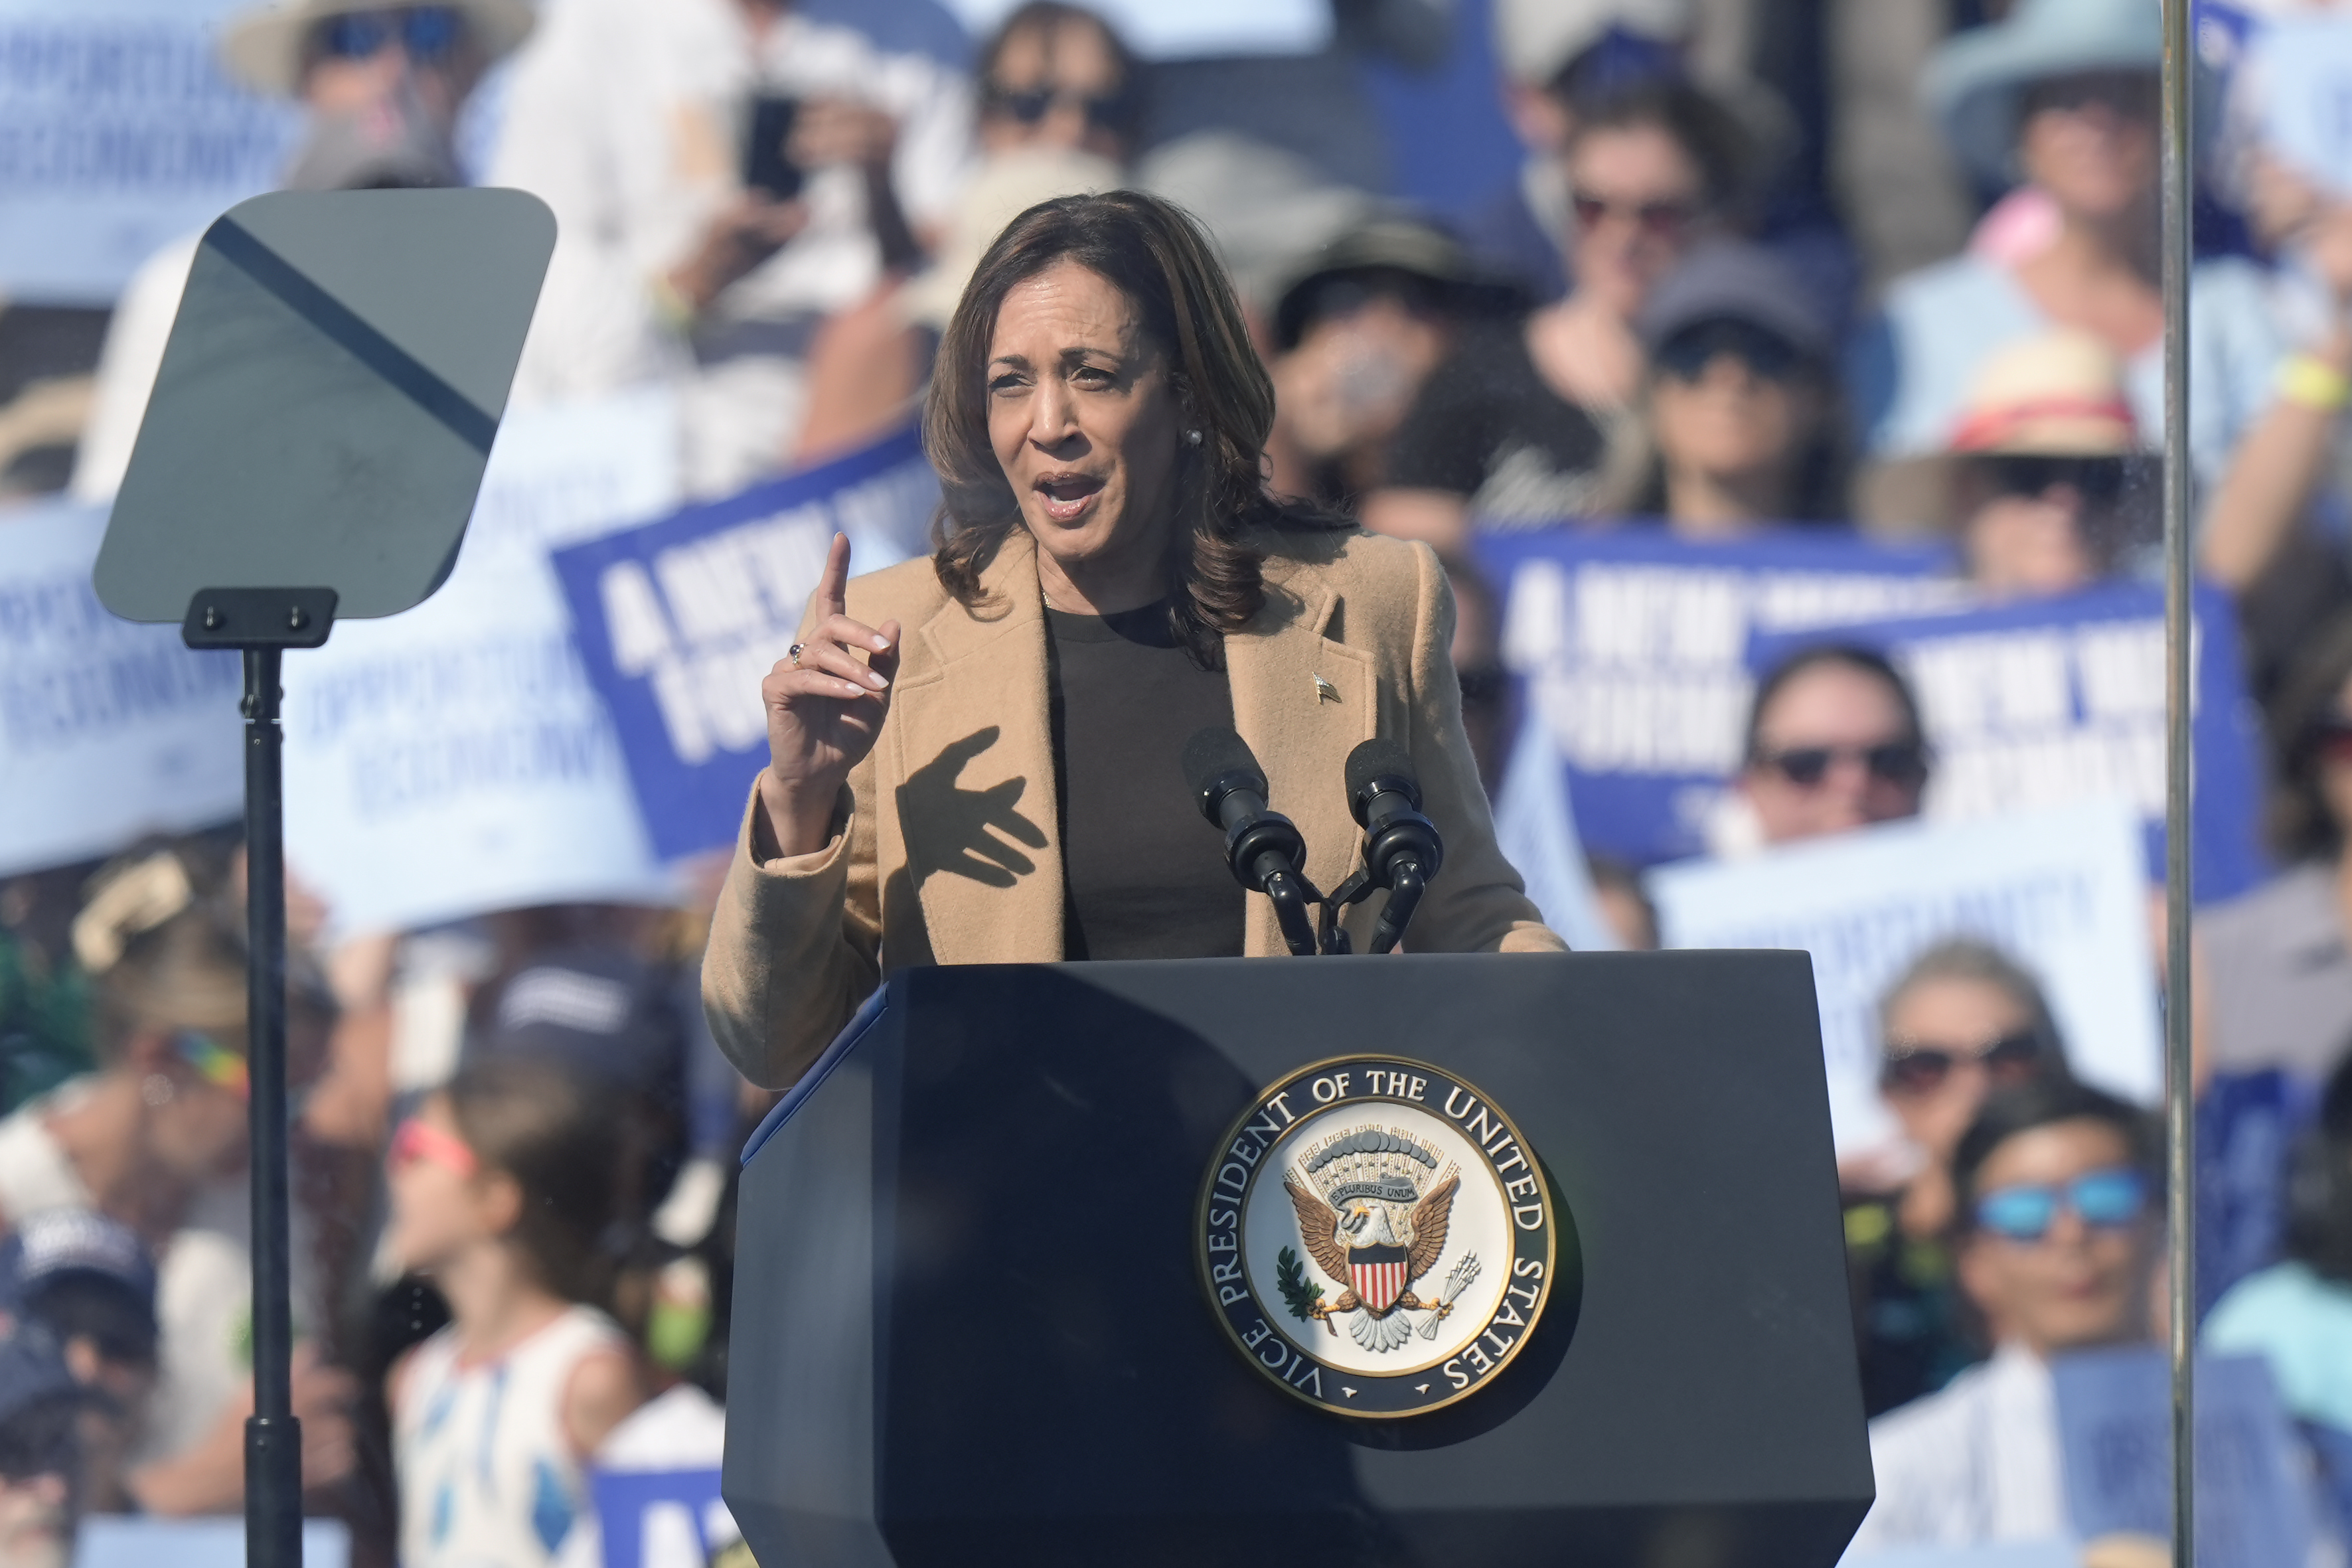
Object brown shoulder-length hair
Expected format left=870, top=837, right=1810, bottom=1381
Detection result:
left=924, top=189, right=1344, bottom=666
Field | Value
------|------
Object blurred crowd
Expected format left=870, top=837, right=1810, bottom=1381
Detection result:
left=16, top=0, right=2352, bottom=1561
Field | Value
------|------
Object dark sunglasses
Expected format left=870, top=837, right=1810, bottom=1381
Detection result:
left=2023, top=70, right=2158, bottom=122
left=983, top=84, right=1134, bottom=133
left=1976, top=1167, right=2148, bottom=1243
left=1978, top=454, right=2129, bottom=506
left=317, top=7, right=463, bottom=62
left=1571, top=190, right=1699, bottom=238
left=1751, top=740, right=1928, bottom=789
left=1880, top=1030, right=2047, bottom=1097
left=1657, top=319, right=1806, bottom=384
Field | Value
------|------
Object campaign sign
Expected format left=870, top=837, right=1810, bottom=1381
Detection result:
left=550, top=426, right=939, bottom=862
left=1480, top=528, right=1960, bottom=868
left=281, top=392, right=682, bottom=937
left=0, top=0, right=301, bottom=303
left=591, top=1468, right=736, bottom=1568
left=1649, top=800, right=2161, bottom=1154
left=1, top=499, right=240, bottom=877
left=1751, top=580, right=2268, bottom=903
left=2052, top=1347, right=2313, bottom=1568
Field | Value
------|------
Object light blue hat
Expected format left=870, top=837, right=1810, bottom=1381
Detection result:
left=1922, top=0, right=2163, bottom=188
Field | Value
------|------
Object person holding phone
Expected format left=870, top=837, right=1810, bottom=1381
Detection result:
left=490, top=0, right=975, bottom=493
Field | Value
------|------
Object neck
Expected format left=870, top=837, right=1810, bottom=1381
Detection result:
left=434, top=1243, right=571, bottom=1361
left=1663, top=463, right=1786, bottom=536
left=45, top=1074, right=181, bottom=1244
left=2051, top=198, right=2159, bottom=287
left=1031, top=517, right=1177, bottom=616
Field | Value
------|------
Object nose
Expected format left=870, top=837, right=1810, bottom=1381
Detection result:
left=1028, top=375, right=1079, bottom=449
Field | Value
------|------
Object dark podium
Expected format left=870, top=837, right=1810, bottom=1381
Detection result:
left=725, top=952, right=1873, bottom=1567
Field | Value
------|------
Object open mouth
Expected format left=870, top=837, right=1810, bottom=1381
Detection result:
left=1034, top=471, right=1105, bottom=524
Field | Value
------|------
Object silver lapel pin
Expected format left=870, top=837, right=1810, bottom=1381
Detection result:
left=1313, top=673, right=1339, bottom=703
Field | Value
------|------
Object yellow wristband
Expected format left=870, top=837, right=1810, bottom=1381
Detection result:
left=2278, top=353, right=2352, bottom=412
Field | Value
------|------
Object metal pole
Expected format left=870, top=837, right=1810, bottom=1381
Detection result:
left=2158, top=2, right=2197, bottom=1566
left=242, top=647, right=302, bottom=1568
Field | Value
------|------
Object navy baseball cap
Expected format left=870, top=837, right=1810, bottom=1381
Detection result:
left=0, top=1212, right=158, bottom=1331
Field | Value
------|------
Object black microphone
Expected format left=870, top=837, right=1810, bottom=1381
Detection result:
left=1344, top=739, right=1444, bottom=955
left=1184, top=727, right=1320, bottom=957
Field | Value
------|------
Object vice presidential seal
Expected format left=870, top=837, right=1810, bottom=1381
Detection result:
left=1196, top=1056, right=1556, bottom=1417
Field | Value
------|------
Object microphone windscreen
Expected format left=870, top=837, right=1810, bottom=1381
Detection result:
left=1345, top=738, right=1418, bottom=805
left=1184, top=726, right=1265, bottom=801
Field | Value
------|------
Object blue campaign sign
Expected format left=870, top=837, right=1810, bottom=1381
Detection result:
left=550, top=428, right=939, bottom=862
left=1479, top=526, right=1960, bottom=868
left=1749, top=580, right=2269, bottom=903
left=591, top=1467, right=728, bottom=1568
left=2051, top=1347, right=2313, bottom=1568
left=0, top=0, right=302, bottom=303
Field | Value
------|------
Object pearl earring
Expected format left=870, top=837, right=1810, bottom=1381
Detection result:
left=1184, top=428, right=1203, bottom=446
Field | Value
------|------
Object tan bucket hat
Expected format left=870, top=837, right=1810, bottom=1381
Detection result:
left=220, top=0, right=535, bottom=98
left=1948, top=330, right=2139, bottom=457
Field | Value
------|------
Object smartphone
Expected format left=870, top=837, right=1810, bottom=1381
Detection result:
left=743, top=94, right=804, bottom=200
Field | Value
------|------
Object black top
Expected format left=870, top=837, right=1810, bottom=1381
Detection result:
left=1043, top=600, right=1242, bottom=962
left=1383, top=320, right=1610, bottom=528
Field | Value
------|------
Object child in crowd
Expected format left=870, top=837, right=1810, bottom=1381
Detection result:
left=388, top=1058, right=643, bottom=1568
left=0, top=848, right=352, bottom=1513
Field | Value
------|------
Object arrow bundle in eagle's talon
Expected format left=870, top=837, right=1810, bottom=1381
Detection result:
left=1419, top=1253, right=1482, bottom=1340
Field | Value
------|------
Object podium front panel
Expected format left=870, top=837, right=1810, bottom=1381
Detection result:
left=726, top=951, right=1873, bottom=1567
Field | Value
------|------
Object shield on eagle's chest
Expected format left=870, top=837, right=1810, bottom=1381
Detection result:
left=1348, top=1243, right=1410, bottom=1311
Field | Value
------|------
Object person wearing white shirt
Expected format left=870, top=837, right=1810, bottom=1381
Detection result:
left=1849, top=1078, right=2162, bottom=1554
left=487, top=0, right=974, bottom=495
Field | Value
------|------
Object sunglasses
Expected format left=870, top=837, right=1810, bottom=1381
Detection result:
left=168, top=1030, right=249, bottom=1101
left=1751, top=741, right=1928, bottom=789
left=1571, top=190, right=1700, bottom=238
left=388, top=1117, right=478, bottom=1178
left=1978, top=454, right=2129, bottom=506
left=2023, top=71, right=2158, bottom=123
left=982, top=84, right=1133, bottom=133
left=1657, top=319, right=1806, bottom=384
left=1975, top=1167, right=2148, bottom=1242
left=1880, top=1030, right=2047, bottom=1097
left=316, top=7, right=464, bottom=63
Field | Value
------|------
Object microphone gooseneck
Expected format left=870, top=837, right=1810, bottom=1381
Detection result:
left=1184, top=726, right=1320, bottom=956
left=1342, top=739, right=1444, bottom=955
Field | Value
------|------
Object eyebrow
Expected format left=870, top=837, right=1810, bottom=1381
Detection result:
left=988, top=345, right=1127, bottom=372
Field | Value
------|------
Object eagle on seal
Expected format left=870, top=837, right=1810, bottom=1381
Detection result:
left=1283, top=1169, right=1460, bottom=1333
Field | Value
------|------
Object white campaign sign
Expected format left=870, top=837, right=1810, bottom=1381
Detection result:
left=0, top=0, right=301, bottom=303
left=281, top=392, right=682, bottom=937
left=1648, top=799, right=2161, bottom=1155
left=0, top=499, right=243, bottom=876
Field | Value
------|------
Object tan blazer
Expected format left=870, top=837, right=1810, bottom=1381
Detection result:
left=702, top=524, right=1565, bottom=1087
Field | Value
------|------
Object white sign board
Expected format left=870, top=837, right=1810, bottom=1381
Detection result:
left=936, top=0, right=1332, bottom=59
left=0, top=0, right=301, bottom=303
left=281, top=392, right=683, bottom=937
left=0, top=499, right=242, bottom=876
left=1648, top=799, right=2162, bottom=1154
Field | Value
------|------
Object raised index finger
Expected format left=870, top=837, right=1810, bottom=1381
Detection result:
left=801, top=532, right=852, bottom=636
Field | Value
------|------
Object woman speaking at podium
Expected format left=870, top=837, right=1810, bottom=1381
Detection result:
left=704, top=191, right=1564, bottom=1089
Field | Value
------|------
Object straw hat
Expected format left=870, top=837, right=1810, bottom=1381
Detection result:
left=1947, top=330, right=2138, bottom=456
left=1922, top=0, right=2161, bottom=188
left=220, top=0, right=536, bottom=98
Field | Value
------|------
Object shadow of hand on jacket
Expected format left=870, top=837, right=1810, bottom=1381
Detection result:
left=898, top=726, right=1048, bottom=889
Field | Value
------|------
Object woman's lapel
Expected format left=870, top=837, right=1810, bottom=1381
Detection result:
left=887, top=530, right=1065, bottom=965
left=1227, top=554, right=1375, bottom=955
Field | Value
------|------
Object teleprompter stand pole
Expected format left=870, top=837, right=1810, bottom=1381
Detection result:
left=185, top=588, right=337, bottom=1568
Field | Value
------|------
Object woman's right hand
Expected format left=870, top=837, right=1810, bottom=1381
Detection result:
left=757, top=533, right=900, bottom=858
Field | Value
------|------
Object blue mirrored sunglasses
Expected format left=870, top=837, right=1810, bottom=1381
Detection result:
left=319, top=7, right=463, bottom=62
left=1976, top=1168, right=2148, bottom=1242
